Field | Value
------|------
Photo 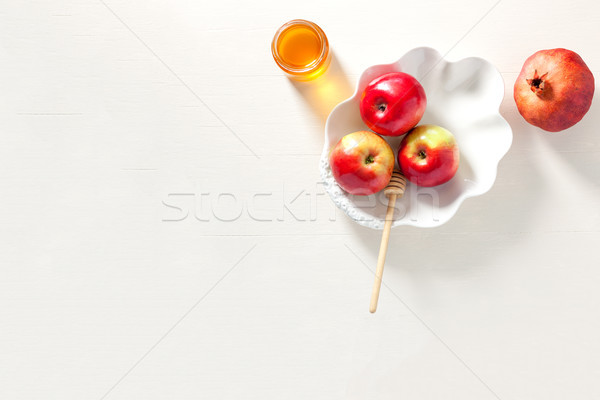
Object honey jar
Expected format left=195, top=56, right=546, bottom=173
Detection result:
left=271, top=20, right=331, bottom=80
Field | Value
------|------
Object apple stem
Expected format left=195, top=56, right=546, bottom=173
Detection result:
left=365, top=155, right=375, bottom=164
left=526, top=69, right=549, bottom=96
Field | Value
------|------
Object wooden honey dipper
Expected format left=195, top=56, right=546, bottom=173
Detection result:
left=369, top=170, right=407, bottom=313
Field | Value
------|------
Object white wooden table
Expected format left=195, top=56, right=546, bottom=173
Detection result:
left=1, top=1, right=599, bottom=399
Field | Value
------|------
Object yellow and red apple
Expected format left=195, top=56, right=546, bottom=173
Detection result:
left=329, top=131, right=394, bottom=195
left=398, top=124, right=459, bottom=187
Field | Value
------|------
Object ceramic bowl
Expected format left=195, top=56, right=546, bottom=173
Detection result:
left=319, top=47, right=512, bottom=229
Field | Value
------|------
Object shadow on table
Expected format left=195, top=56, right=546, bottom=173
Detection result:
left=342, top=92, right=547, bottom=309
left=288, top=52, right=354, bottom=123
left=541, top=98, right=600, bottom=185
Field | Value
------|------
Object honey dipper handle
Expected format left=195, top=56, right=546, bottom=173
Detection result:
left=369, top=193, right=397, bottom=313
left=369, top=170, right=406, bottom=313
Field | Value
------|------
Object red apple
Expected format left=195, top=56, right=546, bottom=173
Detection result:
left=360, top=72, right=427, bottom=136
left=514, top=48, right=594, bottom=132
left=398, top=125, right=459, bottom=187
left=329, top=131, right=394, bottom=195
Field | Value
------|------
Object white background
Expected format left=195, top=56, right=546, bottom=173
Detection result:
left=1, top=0, right=599, bottom=399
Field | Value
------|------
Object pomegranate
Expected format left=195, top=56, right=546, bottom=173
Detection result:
left=514, top=48, right=594, bottom=132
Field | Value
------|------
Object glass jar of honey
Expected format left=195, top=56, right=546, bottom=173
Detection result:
left=271, top=19, right=331, bottom=80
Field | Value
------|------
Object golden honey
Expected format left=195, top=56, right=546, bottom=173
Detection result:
left=271, top=20, right=330, bottom=80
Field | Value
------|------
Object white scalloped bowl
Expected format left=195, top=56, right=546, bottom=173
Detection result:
left=320, top=47, right=512, bottom=229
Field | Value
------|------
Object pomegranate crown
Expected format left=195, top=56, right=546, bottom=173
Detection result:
left=526, top=69, right=549, bottom=95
